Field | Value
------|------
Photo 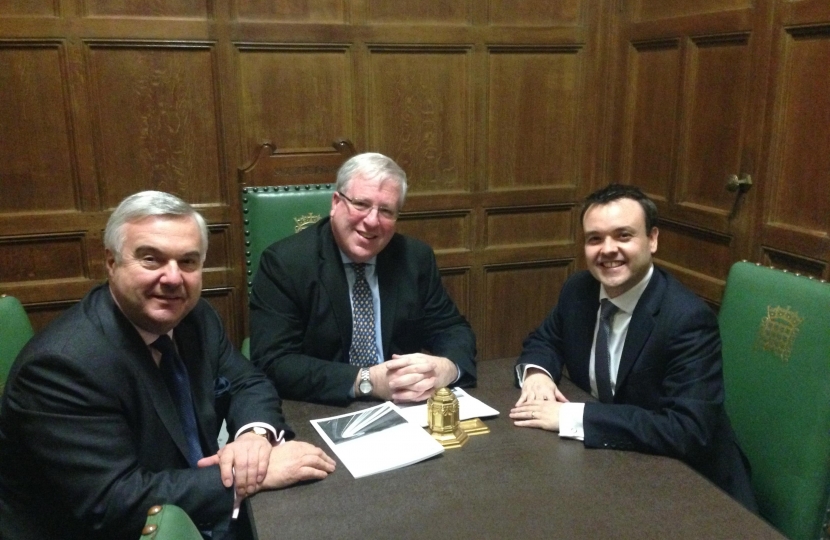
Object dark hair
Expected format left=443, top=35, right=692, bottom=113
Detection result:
left=579, top=184, right=658, bottom=232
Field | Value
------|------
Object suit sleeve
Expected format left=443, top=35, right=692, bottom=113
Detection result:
left=514, top=302, right=568, bottom=385
left=582, top=301, right=728, bottom=467
left=250, top=245, right=359, bottom=405
left=415, top=247, right=477, bottom=386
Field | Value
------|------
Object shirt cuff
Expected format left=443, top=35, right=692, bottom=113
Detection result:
left=558, top=402, right=585, bottom=440
left=515, top=363, right=553, bottom=386
left=231, top=423, right=284, bottom=519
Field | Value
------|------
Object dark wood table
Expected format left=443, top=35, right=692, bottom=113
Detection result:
left=251, top=358, right=784, bottom=539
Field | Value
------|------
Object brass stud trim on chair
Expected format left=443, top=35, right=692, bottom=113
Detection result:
left=142, top=524, right=158, bottom=535
left=147, top=505, right=163, bottom=515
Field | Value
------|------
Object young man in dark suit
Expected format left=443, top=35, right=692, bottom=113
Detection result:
left=510, top=184, right=757, bottom=512
left=250, top=153, right=476, bottom=406
left=0, top=191, right=334, bottom=540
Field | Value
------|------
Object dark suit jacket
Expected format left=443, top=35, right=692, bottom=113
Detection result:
left=516, top=267, right=757, bottom=511
left=250, top=217, right=476, bottom=405
left=0, top=284, right=291, bottom=540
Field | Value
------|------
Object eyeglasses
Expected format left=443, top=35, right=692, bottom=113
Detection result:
left=337, top=192, right=399, bottom=221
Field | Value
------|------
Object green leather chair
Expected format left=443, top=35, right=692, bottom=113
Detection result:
left=140, top=505, right=202, bottom=539
left=0, top=294, right=35, bottom=395
left=240, top=184, right=337, bottom=358
left=720, top=262, right=830, bottom=540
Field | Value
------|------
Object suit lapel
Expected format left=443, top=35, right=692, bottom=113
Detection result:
left=91, top=286, right=193, bottom=462
left=615, top=269, right=666, bottom=390
left=318, top=220, right=353, bottom=358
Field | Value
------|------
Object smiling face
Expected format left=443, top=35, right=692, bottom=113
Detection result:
left=583, top=197, right=658, bottom=298
left=330, top=173, right=401, bottom=263
left=106, top=215, right=204, bottom=335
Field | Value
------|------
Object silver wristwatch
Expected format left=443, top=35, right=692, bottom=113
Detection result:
left=358, top=368, right=373, bottom=396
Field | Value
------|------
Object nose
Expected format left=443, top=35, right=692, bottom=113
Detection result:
left=600, top=237, right=617, bottom=255
left=361, top=207, right=380, bottom=227
left=159, top=261, right=183, bottom=286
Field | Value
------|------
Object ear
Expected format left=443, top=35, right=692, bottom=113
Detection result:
left=330, top=192, right=338, bottom=217
left=105, top=249, right=117, bottom=277
left=648, top=227, right=659, bottom=255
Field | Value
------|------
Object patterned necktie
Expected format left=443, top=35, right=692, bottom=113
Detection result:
left=349, top=263, right=380, bottom=367
left=595, top=299, right=619, bottom=404
left=152, top=335, right=203, bottom=467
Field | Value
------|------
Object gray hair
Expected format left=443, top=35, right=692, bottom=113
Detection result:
left=104, top=191, right=209, bottom=263
left=336, top=153, right=408, bottom=207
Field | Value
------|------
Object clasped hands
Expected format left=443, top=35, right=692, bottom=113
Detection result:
left=197, top=433, right=335, bottom=499
left=362, top=353, right=458, bottom=402
left=509, top=371, right=569, bottom=432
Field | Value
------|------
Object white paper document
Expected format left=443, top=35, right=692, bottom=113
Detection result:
left=396, top=387, right=500, bottom=428
left=310, top=402, right=444, bottom=479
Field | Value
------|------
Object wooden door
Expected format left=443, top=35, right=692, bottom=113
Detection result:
left=610, top=0, right=775, bottom=304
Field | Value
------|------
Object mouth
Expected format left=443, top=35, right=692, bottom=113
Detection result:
left=598, top=260, right=625, bottom=269
left=356, top=230, right=378, bottom=241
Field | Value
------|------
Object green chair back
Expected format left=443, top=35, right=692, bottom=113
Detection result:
left=720, top=262, right=830, bottom=540
left=0, top=295, right=35, bottom=395
left=241, top=184, right=336, bottom=296
left=140, top=504, right=202, bottom=540
left=240, top=184, right=336, bottom=358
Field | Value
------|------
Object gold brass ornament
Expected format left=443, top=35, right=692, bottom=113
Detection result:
left=427, top=387, right=468, bottom=448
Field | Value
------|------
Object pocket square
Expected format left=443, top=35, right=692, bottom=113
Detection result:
left=214, top=376, right=230, bottom=398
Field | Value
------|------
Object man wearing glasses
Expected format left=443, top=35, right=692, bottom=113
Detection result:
left=249, top=153, right=477, bottom=406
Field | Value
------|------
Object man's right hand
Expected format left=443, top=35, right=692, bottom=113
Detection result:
left=515, top=370, right=568, bottom=406
left=261, top=441, right=336, bottom=490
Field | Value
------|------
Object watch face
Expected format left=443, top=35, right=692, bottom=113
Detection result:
left=359, top=380, right=372, bottom=394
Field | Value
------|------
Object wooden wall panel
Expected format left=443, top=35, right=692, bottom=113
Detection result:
left=0, top=42, right=78, bottom=213
left=634, top=0, right=752, bottom=22
left=367, top=47, right=470, bottom=194
left=395, top=211, right=471, bottom=255
left=767, top=28, right=830, bottom=235
left=484, top=261, right=573, bottom=360
left=0, top=234, right=87, bottom=283
left=622, top=40, right=681, bottom=201
left=439, top=267, right=470, bottom=317
left=0, top=1, right=58, bottom=16
left=83, top=0, right=208, bottom=18
left=237, top=44, right=352, bottom=151
left=488, top=0, right=581, bottom=26
left=366, top=1, right=470, bottom=24
left=87, top=42, right=224, bottom=207
left=485, top=206, right=573, bottom=249
left=487, top=47, right=583, bottom=190
left=678, top=34, right=751, bottom=216
left=235, top=1, right=345, bottom=23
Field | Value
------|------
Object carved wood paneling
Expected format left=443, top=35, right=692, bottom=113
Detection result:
left=634, top=0, right=752, bottom=22
left=487, top=46, right=583, bottom=190
left=235, top=0, right=344, bottom=23
left=655, top=220, right=732, bottom=302
left=236, top=44, right=352, bottom=151
left=83, top=0, right=208, bottom=18
left=0, top=0, right=58, bottom=17
left=761, top=247, right=826, bottom=279
left=86, top=42, right=224, bottom=207
left=367, top=46, right=470, bottom=194
left=621, top=40, right=681, bottom=201
left=203, top=287, right=238, bottom=342
left=0, top=42, right=78, bottom=213
left=438, top=267, right=470, bottom=317
left=485, top=206, right=573, bottom=249
left=678, top=34, right=751, bottom=218
left=0, top=234, right=88, bottom=284
left=766, top=28, right=830, bottom=238
left=366, top=1, right=470, bottom=24
left=395, top=211, right=471, bottom=254
left=484, top=260, right=573, bottom=360
left=489, top=0, right=582, bottom=26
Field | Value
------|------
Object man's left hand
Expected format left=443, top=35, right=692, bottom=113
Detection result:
left=385, top=353, right=458, bottom=402
left=197, top=432, right=273, bottom=498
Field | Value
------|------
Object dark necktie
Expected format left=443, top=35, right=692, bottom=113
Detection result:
left=595, top=299, right=619, bottom=404
left=152, top=335, right=203, bottom=467
left=349, top=263, right=380, bottom=367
